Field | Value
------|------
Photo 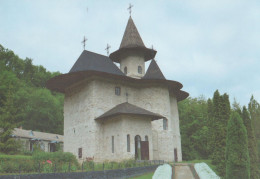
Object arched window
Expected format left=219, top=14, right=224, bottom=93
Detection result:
left=163, top=118, right=168, bottom=130
left=145, top=135, right=148, bottom=141
left=124, top=67, right=127, bottom=74
left=138, top=66, right=142, bottom=74
left=112, top=136, right=114, bottom=153
left=135, top=135, right=141, bottom=160
left=127, top=134, right=130, bottom=152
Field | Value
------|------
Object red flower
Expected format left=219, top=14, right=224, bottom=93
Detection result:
left=47, top=160, right=52, bottom=164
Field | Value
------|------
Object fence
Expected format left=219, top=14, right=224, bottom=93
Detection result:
left=0, top=160, right=164, bottom=175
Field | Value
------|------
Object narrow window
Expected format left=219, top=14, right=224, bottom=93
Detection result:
left=127, top=134, right=130, bottom=152
left=115, top=87, right=121, bottom=96
left=124, top=67, right=127, bottom=74
left=112, top=136, right=114, bottom=153
left=163, top=118, right=168, bottom=130
left=138, top=66, right=142, bottom=74
left=78, top=148, right=82, bottom=158
left=145, top=135, right=148, bottom=141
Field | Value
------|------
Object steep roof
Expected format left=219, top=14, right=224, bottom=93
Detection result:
left=143, top=59, right=166, bottom=80
left=109, top=17, right=156, bottom=62
left=95, top=102, right=164, bottom=121
left=12, top=128, right=63, bottom=142
left=120, top=16, right=145, bottom=49
left=69, top=50, right=125, bottom=76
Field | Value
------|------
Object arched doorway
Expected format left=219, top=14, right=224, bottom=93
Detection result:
left=135, top=135, right=141, bottom=160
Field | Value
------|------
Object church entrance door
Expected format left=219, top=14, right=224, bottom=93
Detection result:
left=135, top=135, right=149, bottom=160
left=174, top=148, right=178, bottom=162
left=141, top=141, right=149, bottom=160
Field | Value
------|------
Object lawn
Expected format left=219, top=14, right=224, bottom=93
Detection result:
left=131, top=172, right=154, bottom=179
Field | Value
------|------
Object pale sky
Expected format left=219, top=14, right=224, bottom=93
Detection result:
left=0, top=0, right=260, bottom=106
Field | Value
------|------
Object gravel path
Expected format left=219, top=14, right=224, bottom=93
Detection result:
left=175, top=165, right=195, bottom=179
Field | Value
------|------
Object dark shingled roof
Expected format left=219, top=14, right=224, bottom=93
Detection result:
left=95, top=102, right=164, bottom=121
left=69, top=50, right=125, bottom=76
left=120, top=17, right=145, bottom=49
left=109, top=17, right=156, bottom=62
left=143, top=59, right=166, bottom=80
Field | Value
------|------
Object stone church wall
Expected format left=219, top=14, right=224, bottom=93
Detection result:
left=63, top=77, right=182, bottom=162
left=99, top=116, right=153, bottom=162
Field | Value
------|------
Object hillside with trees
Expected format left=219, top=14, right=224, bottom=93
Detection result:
left=0, top=44, right=64, bottom=136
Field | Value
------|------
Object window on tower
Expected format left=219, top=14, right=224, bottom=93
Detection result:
left=163, top=118, right=168, bottom=130
left=138, top=66, right=142, bottom=74
left=124, top=67, right=127, bottom=74
left=115, top=87, right=121, bottom=96
left=127, top=134, right=130, bottom=152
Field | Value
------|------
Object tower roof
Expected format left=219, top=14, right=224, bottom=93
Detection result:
left=109, top=17, right=156, bottom=62
left=95, top=102, right=164, bottom=121
left=143, top=59, right=166, bottom=80
left=119, top=17, right=145, bottom=49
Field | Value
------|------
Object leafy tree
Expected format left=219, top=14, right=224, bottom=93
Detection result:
left=179, top=96, right=209, bottom=160
left=0, top=79, right=21, bottom=154
left=0, top=44, right=64, bottom=136
left=242, top=106, right=260, bottom=179
left=226, top=112, right=250, bottom=179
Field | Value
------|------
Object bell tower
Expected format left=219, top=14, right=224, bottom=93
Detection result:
left=109, top=17, right=156, bottom=79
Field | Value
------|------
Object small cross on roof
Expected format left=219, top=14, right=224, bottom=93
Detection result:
left=105, top=44, right=111, bottom=56
left=127, top=3, right=133, bottom=16
left=82, top=36, right=87, bottom=50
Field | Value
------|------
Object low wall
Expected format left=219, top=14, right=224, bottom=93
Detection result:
left=0, top=165, right=158, bottom=179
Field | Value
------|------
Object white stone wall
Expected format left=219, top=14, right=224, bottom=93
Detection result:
left=99, top=115, right=153, bottom=162
left=120, top=54, right=145, bottom=78
left=63, top=77, right=182, bottom=162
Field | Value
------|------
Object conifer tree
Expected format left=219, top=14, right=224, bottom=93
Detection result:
left=209, top=90, right=230, bottom=176
left=242, top=106, right=259, bottom=179
left=226, top=112, right=250, bottom=179
left=248, top=95, right=260, bottom=140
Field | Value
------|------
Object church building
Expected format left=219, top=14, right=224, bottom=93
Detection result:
left=47, top=16, right=188, bottom=162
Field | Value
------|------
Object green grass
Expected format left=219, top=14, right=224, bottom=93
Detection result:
left=0, top=154, right=32, bottom=159
left=130, top=172, right=154, bottom=179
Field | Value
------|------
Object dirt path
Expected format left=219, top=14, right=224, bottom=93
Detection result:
left=174, top=165, right=196, bottom=179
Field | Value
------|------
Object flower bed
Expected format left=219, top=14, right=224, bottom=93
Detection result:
left=194, top=162, right=220, bottom=179
left=152, top=164, right=172, bottom=179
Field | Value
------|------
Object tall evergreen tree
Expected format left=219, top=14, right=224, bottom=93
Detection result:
left=209, top=90, right=231, bottom=176
left=248, top=95, right=260, bottom=140
left=242, top=106, right=260, bottom=179
left=226, top=112, right=250, bottom=179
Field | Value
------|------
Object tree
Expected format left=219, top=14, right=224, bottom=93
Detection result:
left=0, top=84, right=21, bottom=154
left=209, top=90, right=231, bottom=177
left=242, top=106, right=259, bottom=179
left=248, top=96, right=260, bottom=140
left=226, top=112, right=250, bottom=179
left=179, top=96, right=209, bottom=160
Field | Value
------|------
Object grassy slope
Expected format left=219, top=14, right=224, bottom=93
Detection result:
left=130, top=172, right=153, bottom=179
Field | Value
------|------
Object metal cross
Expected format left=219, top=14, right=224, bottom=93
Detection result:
left=151, top=45, right=155, bottom=50
left=105, top=44, right=111, bottom=56
left=127, top=3, right=133, bottom=16
left=82, top=36, right=87, bottom=50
